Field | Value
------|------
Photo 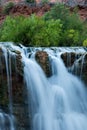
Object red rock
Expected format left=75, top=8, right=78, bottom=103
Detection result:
left=0, top=1, right=87, bottom=24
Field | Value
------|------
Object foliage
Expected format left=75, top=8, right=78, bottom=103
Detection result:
left=0, top=3, right=87, bottom=46
left=83, top=39, right=87, bottom=47
left=0, top=15, right=62, bottom=46
left=25, top=0, right=35, bottom=3
left=59, top=29, right=80, bottom=46
left=44, top=4, right=86, bottom=46
left=44, top=4, right=83, bottom=30
left=31, top=18, right=62, bottom=46
left=41, top=0, right=49, bottom=5
left=3, top=2, right=14, bottom=15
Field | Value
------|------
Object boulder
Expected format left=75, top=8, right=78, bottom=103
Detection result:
left=61, top=52, right=76, bottom=67
left=35, top=51, right=52, bottom=77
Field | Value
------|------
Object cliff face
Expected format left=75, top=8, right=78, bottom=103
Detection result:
left=0, top=0, right=87, bottom=23
left=0, top=46, right=31, bottom=129
left=0, top=0, right=87, bottom=5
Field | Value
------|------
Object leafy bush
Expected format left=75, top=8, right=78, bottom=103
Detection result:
left=0, top=4, right=87, bottom=47
left=0, top=15, right=62, bottom=46
left=30, top=18, right=62, bottom=46
left=3, top=2, right=14, bottom=15
left=44, top=4, right=83, bottom=30
left=59, top=29, right=80, bottom=46
left=0, top=16, right=34, bottom=45
left=83, top=39, right=87, bottom=47
left=44, top=4, right=86, bottom=46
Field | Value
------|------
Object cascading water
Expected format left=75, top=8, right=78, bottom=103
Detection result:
left=0, top=42, right=87, bottom=130
left=0, top=43, right=16, bottom=130
left=23, top=47, right=87, bottom=130
left=0, top=110, right=15, bottom=130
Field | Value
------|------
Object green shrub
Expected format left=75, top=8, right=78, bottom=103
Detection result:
left=3, top=2, right=14, bottom=15
left=0, top=15, right=62, bottom=46
left=83, top=39, right=87, bottom=47
left=44, top=4, right=86, bottom=46
left=0, top=16, right=33, bottom=45
left=0, top=4, right=87, bottom=47
left=59, top=29, right=80, bottom=46
left=44, top=4, right=83, bottom=30
left=30, top=17, right=62, bottom=46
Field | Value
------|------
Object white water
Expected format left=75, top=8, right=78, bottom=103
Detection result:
left=0, top=43, right=16, bottom=130
left=0, top=43, right=87, bottom=130
left=0, top=110, right=15, bottom=130
left=23, top=48, right=87, bottom=130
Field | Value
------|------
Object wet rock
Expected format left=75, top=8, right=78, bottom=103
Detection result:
left=0, top=47, right=3, bottom=55
left=61, top=51, right=87, bottom=86
left=0, top=49, right=8, bottom=106
left=16, top=52, right=24, bottom=76
left=0, top=48, right=24, bottom=104
left=35, top=51, right=52, bottom=77
left=0, top=48, right=26, bottom=129
left=79, top=53, right=87, bottom=85
left=61, top=52, right=76, bottom=67
left=13, top=104, right=31, bottom=130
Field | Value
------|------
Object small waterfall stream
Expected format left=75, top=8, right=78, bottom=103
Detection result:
left=0, top=43, right=16, bottom=130
left=0, top=43, right=87, bottom=130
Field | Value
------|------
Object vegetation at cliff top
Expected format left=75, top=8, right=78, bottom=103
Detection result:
left=0, top=4, right=87, bottom=46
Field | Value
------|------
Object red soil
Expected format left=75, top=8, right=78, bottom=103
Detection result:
left=0, top=0, right=87, bottom=25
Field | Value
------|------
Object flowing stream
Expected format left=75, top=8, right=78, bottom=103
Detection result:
left=0, top=43, right=87, bottom=130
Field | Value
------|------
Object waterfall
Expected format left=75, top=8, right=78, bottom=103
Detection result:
left=0, top=43, right=16, bottom=130
left=0, top=43, right=87, bottom=130
left=23, top=47, right=87, bottom=130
